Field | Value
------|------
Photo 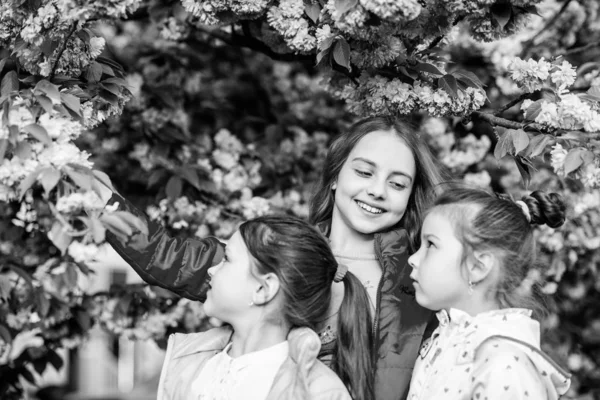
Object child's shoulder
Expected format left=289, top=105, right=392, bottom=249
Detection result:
left=307, top=360, right=352, bottom=400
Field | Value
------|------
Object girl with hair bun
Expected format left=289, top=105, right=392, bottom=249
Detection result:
left=407, top=187, right=571, bottom=400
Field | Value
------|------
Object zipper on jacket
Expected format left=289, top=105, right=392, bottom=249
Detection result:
left=371, top=237, right=385, bottom=357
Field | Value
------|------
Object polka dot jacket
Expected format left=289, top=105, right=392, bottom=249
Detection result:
left=408, top=308, right=571, bottom=400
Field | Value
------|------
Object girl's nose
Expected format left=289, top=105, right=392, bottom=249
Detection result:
left=366, top=179, right=386, bottom=199
left=408, top=253, right=418, bottom=269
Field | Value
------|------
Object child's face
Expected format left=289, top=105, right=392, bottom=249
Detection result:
left=332, top=130, right=415, bottom=236
left=205, top=231, right=261, bottom=322
left=408, top=211, right=470, bottom=312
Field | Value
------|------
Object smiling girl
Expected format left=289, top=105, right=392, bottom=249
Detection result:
left=406, top=187, right=571, bottom=400
left=104, top=115, right=446, bottom=400
left=158, top=215, right=372, bottom=400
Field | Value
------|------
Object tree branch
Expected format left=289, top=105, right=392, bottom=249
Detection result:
left=521, top=0, right=573, bottom=55
left=50, top=23, right=78, bottom=79
left=561, top=41, right=600, bottom=57
left=494, top=92, right=533, bottom=116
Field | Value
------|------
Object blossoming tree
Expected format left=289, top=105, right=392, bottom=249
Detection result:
left=1, top=0, right=599, bottom=398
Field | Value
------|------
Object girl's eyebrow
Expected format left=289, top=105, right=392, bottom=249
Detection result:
left=422, top=233, right=440, bottom=241
left=351, top=157, right=414, bottom=182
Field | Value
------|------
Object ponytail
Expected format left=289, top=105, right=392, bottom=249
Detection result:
left=333, top=271, right=375, bottom=400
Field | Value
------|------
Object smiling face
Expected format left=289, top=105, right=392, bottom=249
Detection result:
left=408, top=210, right=470, bottom=311
left=204, top=231, right=260, bottom=322
left=331, top=129, right=416, bottom=237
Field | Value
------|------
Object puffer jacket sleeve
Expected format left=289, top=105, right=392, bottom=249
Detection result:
left=105, top=192, right=225, bottom=302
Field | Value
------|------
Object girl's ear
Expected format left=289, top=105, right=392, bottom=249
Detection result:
left=468, top=250, right=496, bottom=285
left=252, top=273, right=281, bottom=305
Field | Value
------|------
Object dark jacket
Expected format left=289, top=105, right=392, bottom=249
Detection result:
left=106, top=193, right=433, bottom=400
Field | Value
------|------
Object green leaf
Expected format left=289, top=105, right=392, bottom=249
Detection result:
left=60, top=92, right=81, bottom=115
left=35, top=289, right=50, bottom=317
left=304, top=0, right=321, bottom=23
left=35, top=94, right=54, bottom=114
left=493, top=128, right=513, bottom=160
left=166, top=176, right=183, bottom=200
left=23, top=123, right=51, bottom=144
left=1, top=70, right=19, bottom=97
left=0, top=274, right=11, bottom=301
left=318, top=36, right=335, bottom=52
left=525, top=134, right=551, bottom=158
left=438, top=75, right=459, bottom=98
left=334, top=0, right=358, bottom=14
left=316, top=48, right=332, bottom=66
left=491, top=2, right=512, bottom=29
left=563, top=148, right=586, bottom=175
left=19, top=167, right=44, bottom=199
left=46, top=349, right=64, bottom=371
left=414, top=62, right=444, bottom=76
left=85, top=62, right=103, bottom=83
left=514, top=156, right=535, bottom=188
left=112, top=211, right=149, bottom=236
left=0, top=324, right=11, bottom=344
left=0, top=139, right=7, bottom=161
left=524, top=99, right=544, bottom=121
left=75, top=309, right=92, bottom=332
left=92, top=169, right=114, bottom=190
left=64, top=263, right=78, bottom=287
left=65, top=167, right=92, bottom=190
left=100, top=82, right=121, bottom=96
left=14, top=141, right=33, bottom=159
left=509, top=129, right=529, bottom=155
left=35, top=80, right=61, bottom=104
left=100, top=63, right=115, bottom=77
left=332, top=38, right=351, bottom=71
left=48, top=221, right=72, bottom=254
left=452, top=70, right=486, bottom=88
left=39, top=167, right=61, bottom=196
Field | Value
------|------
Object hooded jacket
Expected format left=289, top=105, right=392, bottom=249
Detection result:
left=159, top=326, right=351, bottom=400
left=408, top=308, right=571, bottom=400
left=106, top=193, right=433, bottom=400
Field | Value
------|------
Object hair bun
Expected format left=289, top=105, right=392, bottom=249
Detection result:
left=522, top=191, right=566, bottom=228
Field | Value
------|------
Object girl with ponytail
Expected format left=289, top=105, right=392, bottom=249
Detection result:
left=406, top=187, right=571, bottom=400
left=158, top=215, right=373, bottom=400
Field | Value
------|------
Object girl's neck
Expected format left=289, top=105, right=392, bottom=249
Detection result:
left=451, top=293, right=500, bottom=317
left=228, top=320, right=289, bottom=358
left=329, top=214, right=375, bottom=255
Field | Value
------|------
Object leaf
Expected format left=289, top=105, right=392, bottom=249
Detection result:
left=304, top=0, right=321, bottom=23
left=92, top=169, right=114, bottom=190
left=491, top=2, right=512, bottom=29
left=65, top=167, right=92, bottom=190
left=39, top=167, right=61, bottom=196
left=64, top=263, right=78, bottom=287
left=1, top=70, right=19, bottom=97
left=398, top=66, right=418, bottom=80
left=75, top=309, right=92, bottom=332
left=166, top=176, right=183, bottom=200
left=20, top=368, right=36, bottom=384
left=524, top=99, right=544, bottom=121
left=60, top=92, right=81, bottom=115
left=493, top=129, right=513, bottom=160
left=316, top=48, right=331, bottom=66
left=452, top=70, right=486, bottom=88
left=23, top=123, right=51, bottom=144
left=35, top=94, right=54, bottom=114
left=0, top=275, right=11, bottom=300
left=0, top=324, right=11, bottom=344
left=514, top=156, right=535, bottom=188
left=89, top=217, right=106, bottom=244
left=100, top=82, right=121, bottom=96
left=14, top=141, right=33, bottom=159
left=0, top=139, right=7, bottom=161
left=46, top=349, right=64, bottom=371
left=525, top=134, right=551, bottom=158
left=318, top=36, right=335, bottom=52
left=563, top=148, right=586, bottom=175
left=35, top=289, right=50, bottom=317
left=334, top=0, right=358, bottom=14
left=332, top=38, right=351, bottom=71
left=178, top=167, right=201, bottom=189
left=35, top=80, right=61, bottom=104
left=85, top=62, right=103, bottom=83
left=48, top=221, right=72, bottom=254
left=33, top=358, right=49, bottom=375
left=19, top=167, right=44, bottom=199
left=414, top=62, right=444, bottom=76
left=100, top=63, right=115, bottom=77
left=438, top=75, right=459, bottom=98
left=509, top=129, right=529, bottom=155
left=148, top=169, right=168, bottom=188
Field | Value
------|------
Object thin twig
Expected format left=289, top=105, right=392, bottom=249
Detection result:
left=521, top=0, right=573, bottom=55
left=425, top=15, right=465, bottom=51
left=50, top=23, right=78, bottom=79
left=561, top=41, right=600, bottom=57
left=494, top=93, right=533, bottom=116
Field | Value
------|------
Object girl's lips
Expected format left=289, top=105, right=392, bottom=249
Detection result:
left=355, top=199, right=386, bottom=214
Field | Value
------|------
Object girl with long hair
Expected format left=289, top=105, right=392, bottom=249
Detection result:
left=158, top=215, right=372, bottom=400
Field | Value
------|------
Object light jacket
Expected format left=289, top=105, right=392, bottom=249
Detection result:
left=106, top=193, right=433, bottom=400
left=408, top=308, right=571, bottom=400
left=158, top=326, right=351, bottom=400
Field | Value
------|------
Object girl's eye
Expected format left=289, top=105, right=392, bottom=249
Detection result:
left=425, top=240, right=435, bottom=249
left=390, top=181, right=407, bottom=190
left=223, top=253, right=229, bottom=262
left=354, top=169, right=372, bottom=177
